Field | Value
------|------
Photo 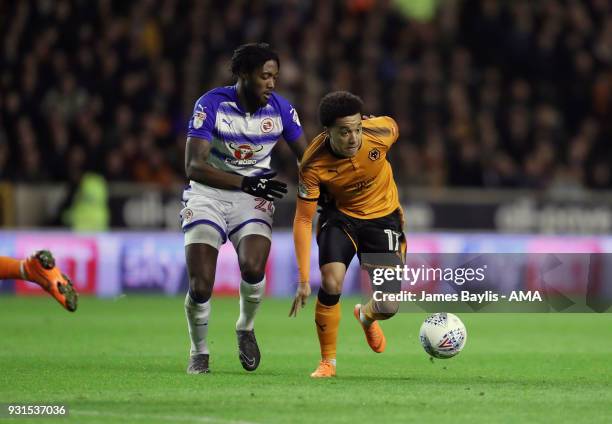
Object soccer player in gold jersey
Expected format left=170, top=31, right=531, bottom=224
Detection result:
left=290, top=91, right=405, bottom=377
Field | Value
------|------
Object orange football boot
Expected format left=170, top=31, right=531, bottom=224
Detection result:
left=353, top=304, right=386, bottom=353
left=23, top=250, right=78, bottom=312
left=310, top=359, right=336, bottom=378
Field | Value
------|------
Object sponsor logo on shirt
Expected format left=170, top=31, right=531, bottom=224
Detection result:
left=348, top=176, right=376, bottom=194
left=227, top=143, right=264, bottom=166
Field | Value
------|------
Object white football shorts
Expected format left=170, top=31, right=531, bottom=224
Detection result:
left=180, top=183, right=275, bottom=250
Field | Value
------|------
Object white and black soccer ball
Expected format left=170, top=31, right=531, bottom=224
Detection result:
left=419, top=312, right=467, bottom=359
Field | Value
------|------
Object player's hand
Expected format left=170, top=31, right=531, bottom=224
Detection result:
left=289, top=282, right=311, bottom=317
left=241, top=172, right=288, bottom=201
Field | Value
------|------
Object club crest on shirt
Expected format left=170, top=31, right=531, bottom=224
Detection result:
left=368, top=148, right=381, bottom=161
left=260, top=117, right=274, bottom=133
left=193, top=111, right=206, bottom=129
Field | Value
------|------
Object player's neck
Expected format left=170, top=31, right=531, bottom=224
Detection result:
left=236, top=81, right=261, bottom=114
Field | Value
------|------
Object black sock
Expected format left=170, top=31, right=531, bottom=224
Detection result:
left=317, top=288, right=341, bottom=306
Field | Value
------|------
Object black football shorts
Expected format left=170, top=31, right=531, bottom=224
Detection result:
left=316, top=207, right=406, bottom=269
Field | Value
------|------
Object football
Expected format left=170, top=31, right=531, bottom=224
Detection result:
left=419, top=312, right=467, bottom=359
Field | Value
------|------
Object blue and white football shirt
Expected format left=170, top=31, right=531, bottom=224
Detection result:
left=187, top=85, right=302, bottom=186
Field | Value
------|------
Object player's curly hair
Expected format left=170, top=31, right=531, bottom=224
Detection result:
left=318, top=91, right=364, bottom=127
left=231, top=43, right=279, bottom=76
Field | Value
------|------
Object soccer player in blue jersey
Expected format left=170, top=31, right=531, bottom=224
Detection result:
left=182, top=43, right=308, bottom=373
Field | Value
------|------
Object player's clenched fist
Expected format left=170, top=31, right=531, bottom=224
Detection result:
left=241, top=172, right=288, bottom=201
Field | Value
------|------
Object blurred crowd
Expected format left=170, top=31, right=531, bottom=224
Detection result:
left=1, top=0, right=611, bottom=191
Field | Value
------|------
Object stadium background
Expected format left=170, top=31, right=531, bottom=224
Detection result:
left=1, top=2, right=611, bottom=424
left=1, top=0, right=611, bottom=297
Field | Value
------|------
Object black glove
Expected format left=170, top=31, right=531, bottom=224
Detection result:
left=241, top=172, right=288, bottom=201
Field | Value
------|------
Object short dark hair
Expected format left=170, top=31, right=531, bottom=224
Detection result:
left=318, top=91, right=364, bottom=127
left=231, top=43, right=279, bottom=76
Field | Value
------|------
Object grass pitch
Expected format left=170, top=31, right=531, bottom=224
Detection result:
left=0, top=296, right=611, bottom=423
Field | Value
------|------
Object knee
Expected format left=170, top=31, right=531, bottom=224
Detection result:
left=189, top=275, right=214, bottom=303
left=239, top=256, right=266, bottom=283
left=320, top=271, right=343, bottom=295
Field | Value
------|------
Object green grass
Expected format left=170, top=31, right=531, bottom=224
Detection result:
left=0, top=296, right=611, bottom=424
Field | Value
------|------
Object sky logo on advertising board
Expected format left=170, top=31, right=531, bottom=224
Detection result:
left=121, top=238, right=186, bottom=294
left=120, top=237, right=258, bottom=296
left=15, top=236, right=98, bottom=295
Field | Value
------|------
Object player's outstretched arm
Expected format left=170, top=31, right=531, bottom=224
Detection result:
left=289, top=198, right=317, bottom=317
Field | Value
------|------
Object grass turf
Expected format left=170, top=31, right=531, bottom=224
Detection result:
left=0, top=296, right=611, bottom=423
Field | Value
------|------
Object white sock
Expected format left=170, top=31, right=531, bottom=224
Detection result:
left=184, top=293, right=211, bottom=355
left=236, top=277, right=265, bottom=331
